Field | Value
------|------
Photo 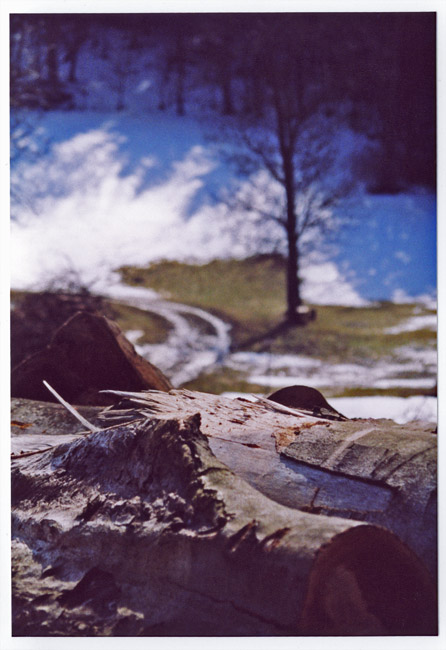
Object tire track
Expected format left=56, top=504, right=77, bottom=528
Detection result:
left=104, top=284, right=231, bottom=386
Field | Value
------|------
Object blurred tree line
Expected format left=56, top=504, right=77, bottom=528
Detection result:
left=10, top=12, right=436, bottom=191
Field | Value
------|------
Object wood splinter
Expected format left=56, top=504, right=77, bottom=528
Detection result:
left=43, top=380, right=102, bottom=433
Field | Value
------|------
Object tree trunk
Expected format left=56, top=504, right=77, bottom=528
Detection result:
left=283, top=156, right=302, bottom=322
left=11, top=390, right=437, bottom=636
left=46, top=44, right=59, bottom=85
left=67, top=47, right=80, bottom=83
left=285, top=216, right=301, bottom=321
left=174, top=33, right=186, bottom=117
left=273, top=91, right=302, bottom=323
left=220, top=70, right=234, bottom=115
left=99, top=388, right=438, bottom=578
left=66, top=31, right=84, bottom=83
left=43, top=18, right=60, bottom=87
left=11, top=311, right=172, bottom=405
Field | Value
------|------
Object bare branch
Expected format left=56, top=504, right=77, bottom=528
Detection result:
left=240, top=131, right=284, bottom=184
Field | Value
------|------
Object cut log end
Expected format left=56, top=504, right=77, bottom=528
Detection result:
left=301, top=525, right=437, bottom=636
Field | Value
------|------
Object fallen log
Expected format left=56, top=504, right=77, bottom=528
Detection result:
left=11, top=311, right=172, bottom=405
left=11, top=390, right=437, bottom=636
left=99, top=388, right=438, bottom=578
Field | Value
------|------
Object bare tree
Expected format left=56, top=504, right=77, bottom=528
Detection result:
left=219, top=109, right=363, bottom=324
left=206, top=15, right=379, bottom=324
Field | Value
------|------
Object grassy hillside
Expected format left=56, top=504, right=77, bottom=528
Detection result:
left=120, top=255, right=286, bottom=346
left=107, top=301, right=172, bottom=344
left=118, top=255, right=436, bottom=364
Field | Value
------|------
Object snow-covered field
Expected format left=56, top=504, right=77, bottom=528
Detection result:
left=9, top=110, right=437, bottom=424
left=105, top=288, right=437, bottom=425
left=223, top=346, right=437, bottom=423
left=385, top=314, right=437, bottom=334
left=10, top=111, right=436, bottom=307
left=329, top=395, right=437, bottom=424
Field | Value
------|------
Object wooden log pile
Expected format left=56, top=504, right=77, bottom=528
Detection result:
left=11, top=388, right=437, bottom=636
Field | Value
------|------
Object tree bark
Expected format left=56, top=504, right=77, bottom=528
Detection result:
left=273, top=91, right=302, bottom=321
left=11, top=391, right=437, bottom=636
left=285, top=212, right=301, bottom=321
left=99, top=388, right=437, bottom=577
left=174, top=32, right=186, bottom=117
left=281, top=148, right=301, bottom=320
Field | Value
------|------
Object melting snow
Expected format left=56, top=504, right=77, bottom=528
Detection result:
left=385, top=314, right=437, bottom=334
left=9, top=111, right=437, bottom=419
left=226, top=349, right=436, bottom=393
left=105, top=284, right=231, bottom=386
left=222, top=393, right=436, bottom=425
left=329, top=396, right=437, bottom=424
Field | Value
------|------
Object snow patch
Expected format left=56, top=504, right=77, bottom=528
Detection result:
left=103, top=284, right=231, bottom=386
left=385, top=314, right=437, bottom=334
left=301, top=262, right=369, bottom=306
left=391, top=288, right=437, bottom=309
left=222, top=393, right=437, bottom=425
left=124, top=329, right=144, bottom=345
left=227, top=347, right=436, bottom=392
left=330, top=396, right=437, bottom=424
left=394, top=250, right=411, bottom=264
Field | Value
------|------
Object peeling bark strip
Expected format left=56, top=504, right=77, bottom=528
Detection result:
left=11, top=392, right=437, bottom=636
left=43, top=380, right=101, bottom=433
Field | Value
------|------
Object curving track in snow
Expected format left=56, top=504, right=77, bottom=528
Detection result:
left=104, top=284, right=231, bottom=387
left=103, top=284, right=437, bottom=425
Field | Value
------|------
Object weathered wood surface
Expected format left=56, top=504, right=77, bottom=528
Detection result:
left=11, top=398, right=104, bottom=458
left=11, top=391, right=437, bottom=636
left=100, top=388, right=438, bottom=577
